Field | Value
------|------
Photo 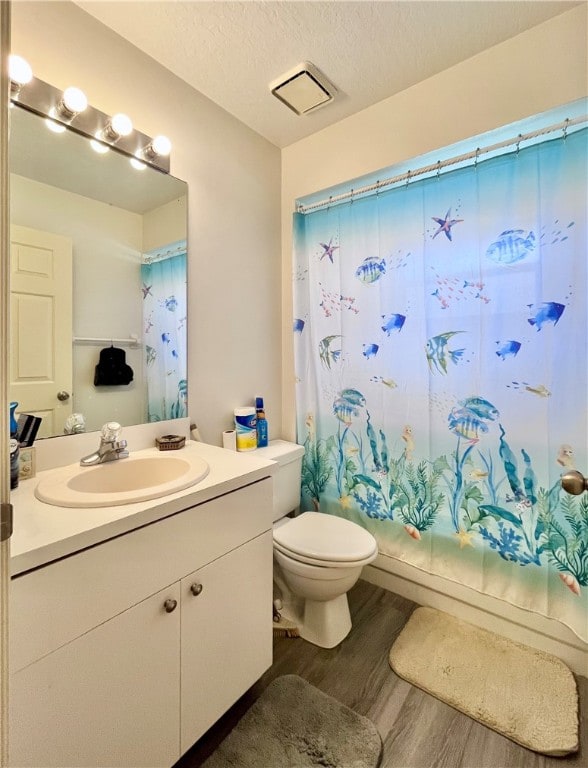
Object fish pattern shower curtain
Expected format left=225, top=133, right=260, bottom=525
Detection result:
left=293, top=128, right=587, bottom=641
left=141, top=241, right=187, bottom=422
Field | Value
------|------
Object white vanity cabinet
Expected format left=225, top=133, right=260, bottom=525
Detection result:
left=9, top=477, right=273, bottom=768
left=10, top=582, right=182, bottom=768
left=180, top=531, right=270, bottom=754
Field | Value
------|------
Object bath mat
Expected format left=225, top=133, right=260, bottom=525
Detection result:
left=202, top=674, right=382, bottom=768
left=389, top=606, right=578, bottom=756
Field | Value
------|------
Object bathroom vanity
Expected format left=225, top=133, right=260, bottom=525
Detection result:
left=8, top=441, right=275, bottom=767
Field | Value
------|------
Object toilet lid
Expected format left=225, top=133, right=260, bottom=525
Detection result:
left=274, top=540, right=377, bottom=569
left=273, top=512, right=378, bottom=563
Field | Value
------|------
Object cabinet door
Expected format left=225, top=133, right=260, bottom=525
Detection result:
left=10, top=583, right=181, bottom=768
left=180, top=531, right=273, bottom=754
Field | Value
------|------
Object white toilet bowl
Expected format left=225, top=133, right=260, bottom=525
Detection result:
left=255, top=441, right=379, bottom=649
left=273, top=511, right=378, bottom=648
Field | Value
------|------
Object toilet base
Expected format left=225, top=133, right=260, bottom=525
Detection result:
left=300, top=593, right=352, bottom=649
left=274, top=565, right=354, bottom=649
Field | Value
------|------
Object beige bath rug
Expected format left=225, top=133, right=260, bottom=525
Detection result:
left=389, top=606, right=578, bottom=756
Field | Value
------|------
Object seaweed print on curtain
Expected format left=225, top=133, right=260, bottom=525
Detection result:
left=293, top=128, right=588, bottom=642
left=141, top=241, right=187, bottom=422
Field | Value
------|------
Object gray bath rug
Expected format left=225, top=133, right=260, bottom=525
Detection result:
left=389, top=606, right=579, bottom=756
left=202, top=674, right=382, bottom=767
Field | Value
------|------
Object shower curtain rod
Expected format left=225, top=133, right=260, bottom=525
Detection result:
left=296, top=115, right=587, bottom=214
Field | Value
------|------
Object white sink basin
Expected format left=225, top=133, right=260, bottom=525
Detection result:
left=35, top=451, right=210, bottom=508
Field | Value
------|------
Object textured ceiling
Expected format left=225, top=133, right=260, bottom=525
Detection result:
left=75, top=1, right=580, bottom=148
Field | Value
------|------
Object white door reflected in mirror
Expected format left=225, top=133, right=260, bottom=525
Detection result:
left=9, top=225, right=73, bottom=438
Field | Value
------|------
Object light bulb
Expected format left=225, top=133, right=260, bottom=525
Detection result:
left=110, top=113, right=133, bottom=137
left=62, top=86, right=88, bottom=115
left=9, top=55, right=33, bottom=86
left=152, top=135, right=171, bottom=156
left=130, top=156, right=147, bottom=171
left=45, top=117, right=66, bottom=134
left=90, top=138, right=109, bottom=154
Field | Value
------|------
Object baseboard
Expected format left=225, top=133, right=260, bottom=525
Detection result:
left=363, top=558, right=588, bottom=677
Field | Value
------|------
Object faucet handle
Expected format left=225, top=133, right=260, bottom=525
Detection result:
left=101, top=422, right=122, bottom=442
left=115, top=440, right=129, bottom=459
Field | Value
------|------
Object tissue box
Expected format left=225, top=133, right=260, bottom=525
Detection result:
left=19, top=446, right=36, bottom=481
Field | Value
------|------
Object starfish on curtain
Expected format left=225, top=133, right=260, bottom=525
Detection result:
left=319, top=238, right=340, bottom=262
left=432, top=208, right=464, bottom=241
left=455, top=528, right=475, bottom=548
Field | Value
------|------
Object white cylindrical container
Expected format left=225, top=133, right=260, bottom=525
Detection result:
left=222, top=429, right=237, bottom=451
left=234, top=407, right=257, bottom=451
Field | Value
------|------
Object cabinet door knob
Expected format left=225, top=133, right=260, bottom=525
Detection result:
left=163, top=598, right=178, bottom=613
left=190, top=583, right=203, bottom=597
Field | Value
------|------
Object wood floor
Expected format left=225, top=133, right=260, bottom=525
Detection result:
left=175, top=580, right=587, bottom=768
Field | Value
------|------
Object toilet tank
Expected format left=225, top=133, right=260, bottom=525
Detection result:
left=255, top=440, right=305, bottom=522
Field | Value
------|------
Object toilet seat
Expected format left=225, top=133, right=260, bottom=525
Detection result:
left=273, top=512, right=378, bottom=567
left=274, top=540, right=377, bottom=569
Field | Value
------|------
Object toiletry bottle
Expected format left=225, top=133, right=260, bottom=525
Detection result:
left=255, top=397, right=269, bottom=448
left=9, top=401, right=19, bottom=490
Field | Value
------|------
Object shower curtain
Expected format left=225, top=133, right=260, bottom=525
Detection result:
left=141, top=241, right=187, bottom=422
left=293, top=128, right=587, bottom=642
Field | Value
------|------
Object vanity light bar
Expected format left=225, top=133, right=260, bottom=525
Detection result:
left=9, top=59, right=171, bottom=174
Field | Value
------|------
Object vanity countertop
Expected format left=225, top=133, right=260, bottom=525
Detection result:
left=9, top=441, right=276, bottom=577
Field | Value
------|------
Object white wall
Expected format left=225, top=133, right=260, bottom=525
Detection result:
left=11, top=0, right=282, bottom=447
left=143, top=196, right=187, bottom=254
left=281, top=4, right=588, bottom=440
left=10, top=173, right=145, bottom=433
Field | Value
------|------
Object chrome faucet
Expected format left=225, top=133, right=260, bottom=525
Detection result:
left=80, top=422, right=129, bottom=466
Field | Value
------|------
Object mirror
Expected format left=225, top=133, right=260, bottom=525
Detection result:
left=9, top=105, right=188, bottom=438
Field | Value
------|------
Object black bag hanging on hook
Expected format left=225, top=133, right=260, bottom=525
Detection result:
left=94, top=346, right=134, bottom=386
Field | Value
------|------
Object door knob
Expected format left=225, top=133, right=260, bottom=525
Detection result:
left=163, top=598, right=177, bottom=613
left=561, top=470, right=588, bottom=496
left=57, top=390, right=70, bottom=401
left=190, top=583, right=203, bottom=597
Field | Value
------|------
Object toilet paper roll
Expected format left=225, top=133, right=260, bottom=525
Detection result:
left=222, top=429, right=237, bottom=451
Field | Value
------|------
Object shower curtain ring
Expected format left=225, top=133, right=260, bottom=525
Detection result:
left=350, top=188, right=354, bottom=204
left=327, top=195, right=333, bottom=211
left=563, top=118, right=570, bottom=141
left=405, top=171, right=411, bottom=188
left=515, top=134, right=522, bottom=156
left=376, top=181, right=380, bottom=197
left=436, top=161, right=441, bottom=180
left=474, top=148, right=480, bottom=169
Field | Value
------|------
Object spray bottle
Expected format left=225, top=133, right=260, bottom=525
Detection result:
left=255, top=397, right=269, bottom=448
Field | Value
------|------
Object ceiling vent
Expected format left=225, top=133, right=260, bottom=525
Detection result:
left=270, top=62, right=335, bottom=116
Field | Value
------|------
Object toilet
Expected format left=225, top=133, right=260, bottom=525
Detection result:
left=256, top=440, right=378, bottom=649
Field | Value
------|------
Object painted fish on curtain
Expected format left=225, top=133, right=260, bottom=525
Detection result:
left=293, top=128, right=587, bottom=642
left=141, top=240, right=187, bottom=422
